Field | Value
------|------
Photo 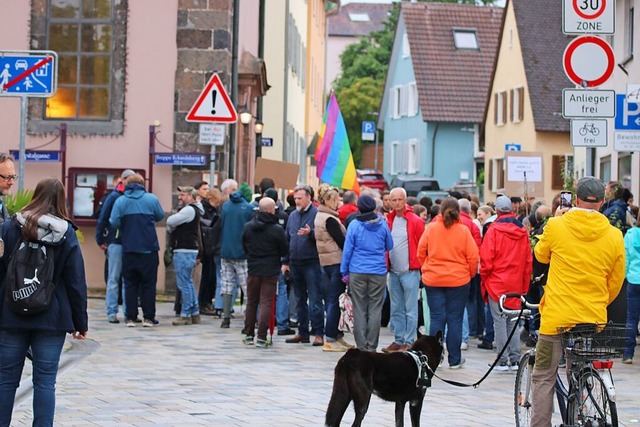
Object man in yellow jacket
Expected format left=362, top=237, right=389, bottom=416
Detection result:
left=530, top=176, right=625, bottom=427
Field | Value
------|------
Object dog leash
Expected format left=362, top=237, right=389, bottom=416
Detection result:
left=426, top=306, right=525, bottom=389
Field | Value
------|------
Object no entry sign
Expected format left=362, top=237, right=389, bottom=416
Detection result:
left=563, top=36, right=614, bottom=87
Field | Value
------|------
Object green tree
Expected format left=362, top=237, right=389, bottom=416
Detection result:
left=332, top=0, right=495, bottom=168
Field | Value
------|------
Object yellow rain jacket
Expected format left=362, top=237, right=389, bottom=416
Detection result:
left=534, top=208, right=625, bottom=336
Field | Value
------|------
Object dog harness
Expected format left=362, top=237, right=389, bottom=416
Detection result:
left=405, top=350, right=431, bottom=389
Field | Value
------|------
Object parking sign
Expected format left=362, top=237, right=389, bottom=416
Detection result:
left=362, top=121, right=375, bottom=141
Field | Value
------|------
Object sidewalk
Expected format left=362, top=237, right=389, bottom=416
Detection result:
left=9, top=298, right=640, bottom=426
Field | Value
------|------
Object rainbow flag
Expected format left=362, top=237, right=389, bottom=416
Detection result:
left=315, top=92, right=360, bottom=192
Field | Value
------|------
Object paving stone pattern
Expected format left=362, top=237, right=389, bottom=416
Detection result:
left=8, top=299, right=640, bottom=426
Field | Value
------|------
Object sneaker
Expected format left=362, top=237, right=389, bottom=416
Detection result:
left=510, top=361, right=520, bottom=371
left=337, top=337, right=355, bottom=349
left=243, top=335, right=254, bottom=345
left=191, top=314, right=202, bottom=324
left=494, top=361, right=510, bottom=371
left=200, top=307, right=216, bottom=316
left=477, top=342, right=494, bottom=350
left=622, top=357, right=633, bottom=364
left=460, top=342, right=468, bottom=351
left=143, top=319, right=159, bottom=327
left=108, top=316, right=120, bottom=324
left=450, top=358, right=466, bottom=369
left=220, top=318, right=230, bottom=328
left=277, top=328, right=296, bottom=336
left=255, top=338, right=268, bottom=348
left=172, top=317, right=192, bottom=326
left=125, top=319, right=136, bottom=328
left=323, top=341, right=348, bottom=352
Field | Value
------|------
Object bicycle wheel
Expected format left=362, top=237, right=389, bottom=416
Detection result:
left=515, top=351, right=534, bottom=427
left=567, top=368, right=618, bottom=427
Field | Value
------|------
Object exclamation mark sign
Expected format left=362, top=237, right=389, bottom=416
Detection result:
left=211, top=90, right=217, bottom=115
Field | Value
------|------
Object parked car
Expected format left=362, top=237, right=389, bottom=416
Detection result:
left=389, top=175, right=449, bottom=200
left=356, top=169, right=389, bottom=192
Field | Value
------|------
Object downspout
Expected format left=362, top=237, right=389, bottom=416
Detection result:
left=256, top=0, right=265, bottom=158
left=430, top=122, right=439, bottom=177
left=282, top=0, right=290, bottom=166
left=229, top=0, right=240, bottom=179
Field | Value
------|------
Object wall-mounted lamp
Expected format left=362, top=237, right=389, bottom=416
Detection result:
left=239, top=107, right=253, bottom=125
left=255, top=120, right=264, bottom=135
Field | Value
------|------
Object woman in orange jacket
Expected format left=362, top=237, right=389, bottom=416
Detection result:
left=417, top=197, right=479, bottom=369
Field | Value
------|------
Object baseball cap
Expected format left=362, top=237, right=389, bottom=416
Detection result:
left=576, top=176, right=605, bottom=203
left=177, top=186, right=197, bottom=199
left=495, top=195, right=512, bottom=213
left=121, top=169, right=136, bottom=179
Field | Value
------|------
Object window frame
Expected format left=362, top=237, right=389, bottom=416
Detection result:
left=490, top=157, right=505, bottom=192
left=402, top=32, right=411, bottom=58
left=407, top=138, right=419, bottom=174
left=510, top=86, right=524, bottom=123
left=494, top=91, right=507, bottom=126
left=453, top=28, right=479, bottom=50
left=407, top=82, right=418, bottom=117
left=28, top=0, right=127, bottom=136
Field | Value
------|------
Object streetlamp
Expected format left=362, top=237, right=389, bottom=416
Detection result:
left=239, top=107, right=253, bottom=126
left=255, top=120, right=264, bottom=157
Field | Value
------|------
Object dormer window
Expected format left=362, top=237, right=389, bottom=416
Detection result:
left=453, top=29, right=479, bottom=50
left=349, top=13, right=370, bottom=22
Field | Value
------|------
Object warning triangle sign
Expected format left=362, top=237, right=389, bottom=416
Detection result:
left=186, top=73, right=237, bottom=123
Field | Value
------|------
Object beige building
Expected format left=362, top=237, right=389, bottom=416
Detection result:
left=484, top=0, right=572, bottom=204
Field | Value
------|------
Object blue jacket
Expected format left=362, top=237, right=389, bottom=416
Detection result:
left=0, top=214, right=88, bottom=334
left=220, top=192, right=255, bottom=259
left=109, top=183, right=164, bottom=253
left=284, top=204, right=319, bottom=264
left=341, top=214, right=394, bottom=276
left=625, top=227, right=640, bottom=285
left=95, top=189, right=123, bottom=246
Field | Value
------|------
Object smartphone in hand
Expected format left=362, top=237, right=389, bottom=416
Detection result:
left=560, top=191, right=572, bottom=208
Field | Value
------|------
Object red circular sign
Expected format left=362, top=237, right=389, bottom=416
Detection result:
left=563, top=36, right=614, bottom=88
left=573, top=0, right=606, bottom=20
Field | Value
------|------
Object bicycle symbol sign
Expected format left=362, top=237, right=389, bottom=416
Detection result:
left=571, top=119, right=608, bottom=147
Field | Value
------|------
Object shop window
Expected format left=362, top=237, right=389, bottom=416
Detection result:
left=68, top=167, right=145, bottom=225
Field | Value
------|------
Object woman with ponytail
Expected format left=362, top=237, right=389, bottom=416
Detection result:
left=417, top=196, right=479, bottom=369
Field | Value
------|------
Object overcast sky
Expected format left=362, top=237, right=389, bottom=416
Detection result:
left=341, top=0, right=507, bottom=6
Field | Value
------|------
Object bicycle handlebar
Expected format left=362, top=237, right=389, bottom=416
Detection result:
left=498, top=293, right=540, bottom=317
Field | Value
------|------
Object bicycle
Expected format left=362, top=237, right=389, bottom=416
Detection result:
left=499, top=293, right=628, bottom=427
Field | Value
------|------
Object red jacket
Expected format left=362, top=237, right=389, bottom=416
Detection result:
left=338, top=203, right=358, bottom=224
left=480, top=213, right=532, bottom=309
left=386, top=207, right=425, bottom=271
left=460, top=211, right=481, bottom=248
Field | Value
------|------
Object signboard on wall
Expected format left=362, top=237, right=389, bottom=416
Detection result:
left=504, top=151, right=545, bottom=198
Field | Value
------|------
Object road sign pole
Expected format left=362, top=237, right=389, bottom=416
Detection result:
left=18, top=96, right=27, bottom=192
left=374, top=128, right=379, bottom=171
left=210, top=146, right=216, bottom=187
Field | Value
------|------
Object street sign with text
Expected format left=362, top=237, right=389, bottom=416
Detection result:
left=563, top=0, right=615, bottom=35
left=154, top=153, right=207, bottom=166
left=362, top=121, right=375, bottom=141
left=9, top=150, right=60, bottom=162
left=614, top=131, right=640, bottom=151
left=571, top=119, right=608, bottom=147
left=562, top=89, right=615, bottom=118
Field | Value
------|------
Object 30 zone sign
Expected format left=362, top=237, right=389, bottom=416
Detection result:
left=563, top=0, right=615, bottom=35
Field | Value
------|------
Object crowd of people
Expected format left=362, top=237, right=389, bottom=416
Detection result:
left=0, top=144, right=635, bottom=426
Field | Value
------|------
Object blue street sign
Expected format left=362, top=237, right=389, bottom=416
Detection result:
left=505, top=144, right=522, bottom=151
left=615, top=94, right=640, bottom=130
left=362, top=121, right=375, bottom=141
left=0, top=51, right=58, bottom=97
left=10, top=150, right=60, bottom=162
left=261, top=137, right=273, bottom=147
left=154, top=153, right=207, bottom=166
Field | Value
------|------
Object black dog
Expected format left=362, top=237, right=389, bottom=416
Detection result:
left=325, top=331, right=443, bottom=427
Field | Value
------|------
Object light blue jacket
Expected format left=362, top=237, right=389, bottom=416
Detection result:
left=624, top=227, right=640, bottom=285
left=341, top=214, right=393, bottom=276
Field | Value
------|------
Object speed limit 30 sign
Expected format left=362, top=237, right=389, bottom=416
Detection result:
left=563, top=0, right=615, bottom=34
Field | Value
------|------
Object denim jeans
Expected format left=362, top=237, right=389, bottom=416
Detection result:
left=625, top=282, right=640, bottom=359
left=276, top=272, right=290, bottom=331
left=321, top=264, right=345, bottom=340
left=0, top=330, right=66, bottom=427
left=426, top=284, right=470, bottom=366
left=173, top=251, right=199, bottom=317
left=465, top=274, right=482, bottom=336
left=290, top=262, right=324, bottom=338
left=388, top=270, right=420, bottom=345
left=482, top=302, right=495, bottom=344
left=106, top=243, right=126, bottom=317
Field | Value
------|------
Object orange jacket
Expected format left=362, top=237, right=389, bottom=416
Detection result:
left=417, top=216, right=479, bottom=287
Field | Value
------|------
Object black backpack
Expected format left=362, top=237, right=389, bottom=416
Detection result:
left=200, top=214, right=218, bottom=257
left=4, top=237, right=56, bottom=315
